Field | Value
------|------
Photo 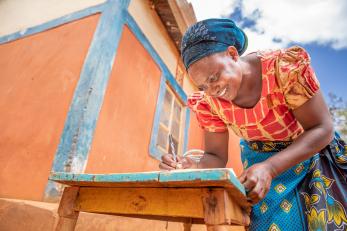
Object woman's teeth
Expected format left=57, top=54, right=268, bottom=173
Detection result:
left=217, top=88, right=227, bottom=97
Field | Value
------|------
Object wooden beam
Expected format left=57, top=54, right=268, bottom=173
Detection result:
left=74, top=187, right=248, bottom=226
left=202, top=188, right=250, bottom=226
left=76, top=187, right=204, bottom=218
left=55, top=187, right=80, bottom=231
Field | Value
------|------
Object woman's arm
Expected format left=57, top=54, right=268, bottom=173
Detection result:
left=159, top=130, right=229, bottom=170
left=266, top=90, right=334, bottom=175
left=240, top=90, right=334, bottom=204
left=197, top=130, right=229, bottom=168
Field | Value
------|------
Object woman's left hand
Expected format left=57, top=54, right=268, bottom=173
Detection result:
left=238, top=162, right=276, bottom=205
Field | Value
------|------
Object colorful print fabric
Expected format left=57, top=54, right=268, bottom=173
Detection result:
left=298, top=134, right=347, bottom=231
left=241, top=134, right=347, bottom=231
left=240, top=139, right=310, bottom=231
left=187, top=46, right=320, bottom=141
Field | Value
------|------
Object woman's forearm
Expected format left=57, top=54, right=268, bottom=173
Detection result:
left=265, top=124, right=334, bottom=177
left=195, top=152, right=227, bottom=168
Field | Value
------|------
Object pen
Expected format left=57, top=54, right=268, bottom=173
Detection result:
left=168, top=134, right=177, bottom=162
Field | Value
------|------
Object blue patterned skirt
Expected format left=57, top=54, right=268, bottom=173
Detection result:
left=240, top=133, right=347, bottom=231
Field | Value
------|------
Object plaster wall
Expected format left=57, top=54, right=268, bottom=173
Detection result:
left=0, top=0, right=105, bottom=37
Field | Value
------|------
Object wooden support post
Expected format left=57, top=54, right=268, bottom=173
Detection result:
left=55, top=186, right=80, bottom=231
left=202, top=188, right=250, bottom=227
left=183, top=218, right=192, bottom=231
left=206, top=225, right=246, bottom=231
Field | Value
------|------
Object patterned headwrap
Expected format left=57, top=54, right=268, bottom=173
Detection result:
left=180, top=18, right=248, bottom=69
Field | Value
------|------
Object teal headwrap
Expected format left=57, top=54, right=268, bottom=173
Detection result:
left=181, top=18, right=248, bottom=69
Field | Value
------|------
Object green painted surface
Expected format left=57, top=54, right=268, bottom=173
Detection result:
left=49, top=168, right=245, bottom=194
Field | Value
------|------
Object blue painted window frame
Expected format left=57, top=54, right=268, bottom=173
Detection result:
left=124, top=13, right=190, bottom=160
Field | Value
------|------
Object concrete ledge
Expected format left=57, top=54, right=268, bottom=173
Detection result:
left=0, top=198, right=212, bottom=231
left=0, top=198, right=58, bottom=231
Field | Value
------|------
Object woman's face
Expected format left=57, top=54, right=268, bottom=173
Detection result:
left=187, top=46, right=243, bottom=102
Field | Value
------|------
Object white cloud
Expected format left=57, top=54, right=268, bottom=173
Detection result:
left=188, top=0, right=347, bottom=52
left=188, top=0, right=238, bottom=21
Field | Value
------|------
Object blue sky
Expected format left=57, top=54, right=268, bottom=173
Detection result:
left=188, top=0, right=347, bottom=104
left=303, top=44, right=347, bottom=103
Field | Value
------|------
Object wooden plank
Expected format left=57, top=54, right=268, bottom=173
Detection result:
left=76, top=187, right=205, bottom=219
left=75, top=187, right=248, bottom=226
left=202, top=189, right=249, bottom=226
left=224, top=191, right=250, bottom=226
left=50, top=169, right=249, bottom=208
left=206, top=226, right=246, bottom=231
left=50, top=169, right=243, bottom=193
left=183, top=219, right=192, bottom=231
left=50, top=171, right=160, bottom=185
left=55, top=187, right=80, bottom=231
left=202, top=188, right=227, bottom=225
left=111, top=214, right=205, bottom=224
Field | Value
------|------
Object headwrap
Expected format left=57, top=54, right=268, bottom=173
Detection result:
left=180, top=18, right=248, bottom=69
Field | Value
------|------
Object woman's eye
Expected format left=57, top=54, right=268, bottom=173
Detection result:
left=209, top=75, right=218, bottom=83
left=198, top=86, right=207, bottom=91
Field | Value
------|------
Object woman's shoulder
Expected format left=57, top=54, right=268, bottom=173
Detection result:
left=274, top=46, right=319, bottom=109
left=256, top=45, right=310, bottom=61
left=187, top=91, right=228, bottom=132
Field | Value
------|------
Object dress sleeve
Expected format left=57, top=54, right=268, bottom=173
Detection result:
left=187, top=92, right=227, bottom=132
left=276, top=46, right=320, bottom=110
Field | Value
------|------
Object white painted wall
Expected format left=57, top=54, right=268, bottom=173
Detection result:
left=0, top=0, right=106, bottom=37
left=128, top=0, right=179, bottom=76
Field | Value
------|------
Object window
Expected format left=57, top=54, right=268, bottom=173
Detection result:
left=156, top=85, right=184, bottom=155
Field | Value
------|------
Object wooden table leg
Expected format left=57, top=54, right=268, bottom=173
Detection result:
left=202, top=188, right=249, bottom=228
left=206, top=225, right=246, bottom=231
left=55, top=186, right=80, bottom=231
left=183, top=218, right=192, bottom=231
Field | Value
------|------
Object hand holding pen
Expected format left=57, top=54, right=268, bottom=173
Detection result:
left=159, top=134, right=196, bottom=170
left=169, top=134, right=182, bottom=169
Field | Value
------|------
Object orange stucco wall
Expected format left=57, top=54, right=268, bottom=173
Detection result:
left=0, top=14, right=100, bottom=200
left=187, top=112, right=205, bottom=150
left=187, top=113, right=243, bottom=176
left=226, top=131, right=242, bottom=176
left=85, top=26, right=162, bottom=173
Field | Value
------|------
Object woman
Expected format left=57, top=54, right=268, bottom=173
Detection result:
left=159, top=18, right=347, bottom=230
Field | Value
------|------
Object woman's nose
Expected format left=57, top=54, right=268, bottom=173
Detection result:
left=206, top=83, right=220, bottom=97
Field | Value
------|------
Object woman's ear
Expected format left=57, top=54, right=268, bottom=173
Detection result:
left=226, top=46, right=239, bottom=61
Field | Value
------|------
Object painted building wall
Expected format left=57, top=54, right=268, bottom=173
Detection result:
left=0, top=1, right=244, bottom=230
left=0, top=0, right=242, bottom=201
left=85, top=26, right=162, bottom=173
left=0, top=0, right=105, bottom=37
left=128, top=0, right=179, bottom=75
left=0, top=14, right=100, bottom=200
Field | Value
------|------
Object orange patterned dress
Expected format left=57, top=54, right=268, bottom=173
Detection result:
left=187, top=46, right=347, bottom=230
left=187, top=46, right=320, bottom=141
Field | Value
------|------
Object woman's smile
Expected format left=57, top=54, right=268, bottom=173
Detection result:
left=216, top=87, right=231, bottom=101
left=217, top=87, right=227, bottom=98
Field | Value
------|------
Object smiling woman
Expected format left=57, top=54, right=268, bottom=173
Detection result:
left=159, top=18, right=347, bottom=231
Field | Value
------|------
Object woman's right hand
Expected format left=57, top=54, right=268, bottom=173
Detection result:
left=238, top=162, right=275, bottom=204
left=159, top=154, right=195, bottom=170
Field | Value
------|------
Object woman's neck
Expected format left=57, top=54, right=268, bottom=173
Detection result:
left=232, top=53, right=263, bottom=108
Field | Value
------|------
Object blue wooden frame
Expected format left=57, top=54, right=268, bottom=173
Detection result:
left=124, top=13, right=189, bottom=160
left=44, top=0, right=131, bottom=200
left=0, top=0, right=191, bottom=199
